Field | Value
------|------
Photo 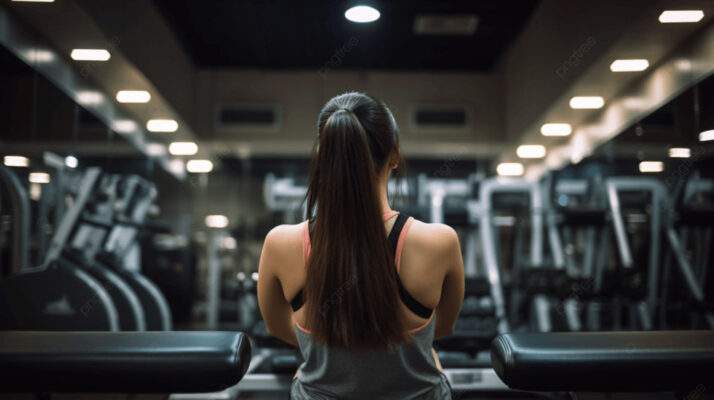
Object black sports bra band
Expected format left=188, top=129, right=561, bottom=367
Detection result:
left=290, top=213, right=433, bottom=319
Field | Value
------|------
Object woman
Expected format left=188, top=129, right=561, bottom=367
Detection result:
left=258, top=92, right=464, bottom=399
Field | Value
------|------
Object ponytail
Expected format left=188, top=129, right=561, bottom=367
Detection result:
left=304, top=92, right=405, bottom=350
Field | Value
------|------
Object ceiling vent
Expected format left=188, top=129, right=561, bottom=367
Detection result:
left=413, top=14, right=478, bottom=36
left=411, top=104, right=472, bottom=134
left=215, top=103, right=281, bottom=133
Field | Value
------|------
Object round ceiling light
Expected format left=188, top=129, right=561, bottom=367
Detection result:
left=345, top=5, right=380, bottom=23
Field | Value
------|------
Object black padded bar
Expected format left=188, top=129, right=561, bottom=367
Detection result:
left=0, top=331, right=252, bottom=393
left=491, top=331, right=714, bottom=392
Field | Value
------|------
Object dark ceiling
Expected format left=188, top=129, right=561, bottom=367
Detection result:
left=152, top=0, right=539, bottom=71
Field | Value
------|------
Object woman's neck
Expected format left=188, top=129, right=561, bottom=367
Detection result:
left=377, top=178, right=392, bottom=214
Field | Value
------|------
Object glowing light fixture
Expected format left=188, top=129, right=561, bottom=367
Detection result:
left=516, top=144, right=546, bottom=159
left=146, top=143, right=167, bottom=156
left=186, top=159, right=213, bottom=173
left=147, top=119, right=178, bottom=132
left=345, top=5, right=380, bottom=23
left=168, top=141, right=198, bottom=156
left=569, top=96, right=605, bottom=109
left=610, top=59, right=649, bottom=72
left=658, top=10, right=704, bottom=23
left=668, top=148, right=691, bottom=158
left=29, top=172, right=50, bottom=184
left=112, top=119, right=138, bottom=134
left=70, top=49, right=110, bottom=61
left=497, top=162, right=524, bottom=177
left=4, top=155, right=29, bottom=167
left=541, top=123, right=572, bottom=137
left=64, top=156, right=78, bottom=168
left=699, top=130, right=714, bottom=142
left=639, top=161, right=664, bottom=173
left=116, top=90, right=151, bottom=103
left=205, top=214, right=229, bottom=228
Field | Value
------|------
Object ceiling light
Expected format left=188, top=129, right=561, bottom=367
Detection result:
left=516, top=144, right=546, bottom=159
left=4, top=155, right=29, bottom=167
left=168, top=142, right=198, bottom=156
left=639, top=161, right=664, bottom=173
left=186, top=159, right=213, bottom=173
left=64, top=155, right=78, bottom=168
left=116, top=90, right=151, bottom=103
left=29, top=172, right=50, bottom=184
left=610, top=59, right=649, bottom=72
left=145, top=143, right=166, bottom=156
left=251, top=272, right=259, bottom=281
left=699, top=130, right=714, bottom=141
left=70, top=49, right=110, bottom=61
left=168, top=159, right=185, bottom=175
left=23, top=49, right=55, bottom=64
left=147, top=119, right=178, bottom=132
left=658, top=10, right=704, bottom=23
left=112, top=119, right=138, bottom=134
left=540, top=123, right=572, bottom=137
left=205, top=215, right=229, bottom=228
left=569, top=96, right=605, bottom=109
left=496, top=162, right=524, bottom=177
left=345, top=5, right=380, bottom=23
left=668, top=148, right=691, bottom=158
left=76, top=91, right=104, bottom=105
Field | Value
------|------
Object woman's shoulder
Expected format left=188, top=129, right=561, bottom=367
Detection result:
left=262, top=222, right=307, bottom=258
left=403, top=217, right=460, bottom=254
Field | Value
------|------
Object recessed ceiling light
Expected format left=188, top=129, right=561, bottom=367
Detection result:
left=668, top=148, right=691, bottom=158
left=116, top=90, right=151, bottom=103
left=186, top=159, right=213, bottom=173
left=540, top=123, right=572, bottom=137
left=168, top=159, right=185, bottom=175
left=3, top=155, right=29, bottom=167
left=699, top=130, right=714, bottom=142
left=29, top=172, right=50, bottom=184
left=112, top=119, right=138, bottom=134
left=610, top=59, right=649, bottom=72
left=251, top=272, right=259, bottom=281
left=64, top=155, right=78, bottom=168
left=75, top=91, right=104, bottom=106
left=205, top=214, right=229, bottom=228
left=569, top=96, right=605, bottom=109
left=496, top=162, right=524, bottom=177
left=147, top=119, right=178, bottom=132
left=345, top=5, right=380, bottom=23
left=516, top=144, right=546, bottom=159
left=70, top=49, right=110, bottom=61
left=146, top=143, right=167, bottom=156
left=639, top=161, right=664, bottom=173
left=23, top=49, right=55, bottom=64
left=658, top=10, right=704, bottom=23
left=169, top=142, right=198, bottom=156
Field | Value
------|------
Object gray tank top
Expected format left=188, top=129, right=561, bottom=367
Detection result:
left=289, top=212, right=453, bottom=399
left=291, top=317, right=452, bottom=399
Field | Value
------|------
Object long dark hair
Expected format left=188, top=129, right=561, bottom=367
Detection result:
left=304, top=92, right=406, bottom=350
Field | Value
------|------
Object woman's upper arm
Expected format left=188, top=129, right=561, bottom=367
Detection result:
left=435, top=226, right=465, bottom=338
left=257, top=226, right=298, bottom=346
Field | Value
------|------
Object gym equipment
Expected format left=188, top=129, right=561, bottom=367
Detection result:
left=55, top=171, right=145, bottom=331
left=605, top=177, right=714, bottom=330
left=0, top=331, right=252, bottom=394
left=96, top=175, right=173, bottom=330
left=0, top=166, right=119, bottom=331
left=491, top=330, right=714, bottom=394
left=477, top=178, right=545, bottom=333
